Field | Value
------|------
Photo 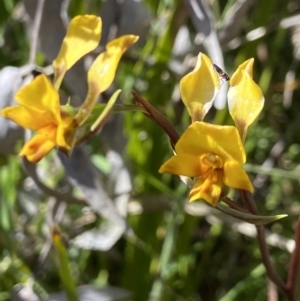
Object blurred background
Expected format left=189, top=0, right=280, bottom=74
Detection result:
left=1, top=0, right=300, bottom=300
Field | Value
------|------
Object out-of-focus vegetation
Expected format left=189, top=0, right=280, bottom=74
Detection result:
left=1, top=0, right=300, bottom=300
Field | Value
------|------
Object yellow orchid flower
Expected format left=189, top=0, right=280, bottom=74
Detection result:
left=228, top=58, right=264, bottom=142
left=180, top=53, right=221, bottom=122
left=1, top=74, right=76, bottom=163
left=1, top=14, right=139, bottom=162
left=159, top=122, right=253, bottom=206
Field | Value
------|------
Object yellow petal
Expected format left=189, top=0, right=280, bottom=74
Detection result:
left=56, top=121, right=75, bottom=150
left=180, top=53, right=220, bottom=122
left=74, top=35, right=138, bottom=127
left=88, top=35, right=139, bottom=94
left=159, top=153, right=208, bottom=177
left=15, top=74, right=60, bottom=119
left=223, top=161, right=253, bottom=192
left=228, top=58, right=264, bottom=141
left=1, top=74, right=61, bottom=130
left=19, top=131, right=56, bottom=163
left=53, top=15, right=102, bottom=88
left=238, top=59, right=253, bottom=77
left=189, top=176, right=222, bottom=206
left=175, top=122, right=246, bottom=164
left=1, top=106, right=52, bottom=131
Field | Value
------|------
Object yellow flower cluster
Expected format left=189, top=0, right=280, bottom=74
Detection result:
left=1, top=15, right=138, bottom=162
left=1, top=14, right=263, bottom=207
left=159, top=53, right=264, bottom=205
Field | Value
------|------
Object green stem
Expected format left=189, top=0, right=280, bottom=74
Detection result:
left=52, top=226, right=79, bottom=301
left=76, top=104, right=148, bottom=145
left=83, top=104, right=147, bottom=127
left=148, top=199, right=183, bottom=301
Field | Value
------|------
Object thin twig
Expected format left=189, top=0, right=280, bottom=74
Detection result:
left=286, top=217, right=300, bottom=299
left=60, top=0, right=71, bottom=28
left=28, top=0, right=46, bottom=64
left=22, top=157, right=85, bottom=206
left=75, top=114, right=111, bottom=145
left=239, top=190, right=291, bottom=299
left=222, top=196, right=249, bottom=213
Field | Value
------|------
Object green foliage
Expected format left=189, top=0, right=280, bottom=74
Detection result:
left=1, top=0, right=300, bottom=301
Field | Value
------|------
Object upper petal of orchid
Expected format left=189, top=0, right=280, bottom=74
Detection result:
left=87, top=35, right=139, bottom=94
left=53, top=15, right=102, bottom=88
left=73, top=35, right=139, bottom=127
left=180, top=53, right=221, bottom=122
left=228, top=58, right=264, bottom=141
left=175, top=122, right=246, bottom=164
